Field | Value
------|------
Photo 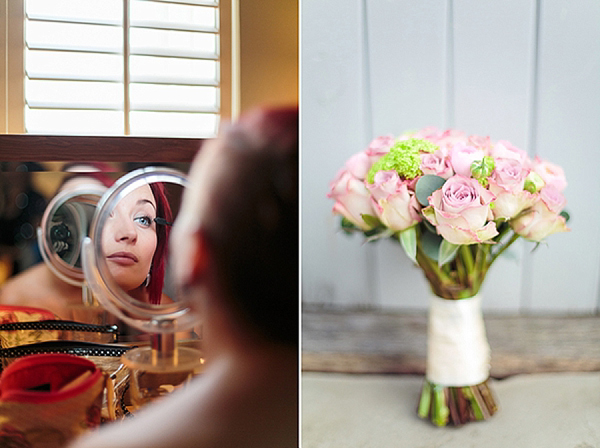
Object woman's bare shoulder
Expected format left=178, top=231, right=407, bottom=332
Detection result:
left=0, top=263, right=49, bottom=300
left=0, top=263, right=78, bottom=318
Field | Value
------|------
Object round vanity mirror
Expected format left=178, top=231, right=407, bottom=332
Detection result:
left=38, top=183, right=107, bottom=287
left=82, top=167, right=202, bottom=335
left=83, top=167, right=204, bottom=410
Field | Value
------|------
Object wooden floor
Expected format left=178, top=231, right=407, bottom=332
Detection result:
left=302, top=307, right=600, bottom=378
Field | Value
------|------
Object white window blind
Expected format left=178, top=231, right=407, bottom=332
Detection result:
left=24, top=0, right=219, bottom=137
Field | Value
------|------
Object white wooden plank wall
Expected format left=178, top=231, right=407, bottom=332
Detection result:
left=301, top=0, right=376, bottom=308
left=527, top=0, right=600, bottom=312
left=301, top=0, right=600, bottom=313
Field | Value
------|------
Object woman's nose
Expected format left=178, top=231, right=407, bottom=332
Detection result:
left=112, top=213, right=137, bottom=243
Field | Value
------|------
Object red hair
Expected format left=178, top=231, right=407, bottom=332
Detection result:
left=147, top=182, right=172, bottom=304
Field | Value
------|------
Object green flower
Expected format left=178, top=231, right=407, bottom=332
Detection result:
left=471, top=156, right=495, bottom=187
left=367, top=138, right=437, bottom=183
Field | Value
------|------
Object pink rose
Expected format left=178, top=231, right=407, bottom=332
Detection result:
left=449, top=143, right=484, bottom=177
left=366, top=135, right=395, bottom=156
left=345, top=151, right=371, bottom=180
left=488, top=158, right=536, bottom=219
left=422, top=175, right=498, bottom=245
left=328, top=169, right=376, bottom=231
left=367, top=171, right=421, bottom=232
left=402, top=128, right=468, bottom=152
left=420, top=150, right=453, bottom=179
left=510, top=186, right=569, bottom=242
left=365, top=135, right=395, bottom=167
left=490, top=140, right=529, bottom=165
left=411, top=127, right=444, bottom=142
left=538, top=185, right=567, bottom=213
left=467, top=134, right=492, bottom=152
left=418, top=128, right=468, bottom=152
left=435, top=129, right=467, bottom=146
left=532, top=156, right=567, bottom=191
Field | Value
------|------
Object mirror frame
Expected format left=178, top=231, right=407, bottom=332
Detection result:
left=38, top=184, right=107, bottom=287
left=83, top=167, right=200, bottom=334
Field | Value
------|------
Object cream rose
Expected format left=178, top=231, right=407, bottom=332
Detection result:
left=367, top=171, right=421, bottom=232
left=510, top=186, right=569, bottom=242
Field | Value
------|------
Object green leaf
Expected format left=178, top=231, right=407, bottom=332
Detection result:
left=415, top=175, right=446, bottom=206
left=365, top=228, right=394, bottom=243
left=421, top=231, right=443, bottom=261
left=422, top=218, right=438, bottom=234
left=560, top=210, right=570, bottom=222
left=361, top=213, right=382, bottom=228
left=438, top=239, right=460, bottom=267
left=340, top=217, right=360, bottom=235
left=341, top=217, right=358, bottom=230
left=399, top=226, right=417, bottom=263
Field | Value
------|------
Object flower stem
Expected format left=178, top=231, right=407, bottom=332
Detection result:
left=460, top=245, right=475, bottom=273
left=455, top=255, right=467, bottom=286
left=459, top=245, right=475, bottom=293
left=415, top=243, right=456, bottom=296
left=472, top=244, right=491, bottom=291
left=490, top=232, right=520, bottom=265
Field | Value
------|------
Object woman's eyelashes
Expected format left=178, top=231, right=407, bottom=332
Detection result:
left=134, top=214, right=155, bottom=228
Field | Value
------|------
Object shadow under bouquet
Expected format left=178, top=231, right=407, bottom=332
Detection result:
left=327, top=127, right=569, bottom=426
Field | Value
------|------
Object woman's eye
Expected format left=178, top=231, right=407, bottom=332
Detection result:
left=134, top=215, right=152, bottom=227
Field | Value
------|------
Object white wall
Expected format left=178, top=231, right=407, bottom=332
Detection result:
left=301, top=0, right=600, bottom=313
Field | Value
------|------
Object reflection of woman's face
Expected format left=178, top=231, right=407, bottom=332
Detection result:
left=102, top=184, right=157, bottom=292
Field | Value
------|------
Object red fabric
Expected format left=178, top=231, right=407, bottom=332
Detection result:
left=0, top=306, right=56, bottom=324
left=0, top=354, right=102, bottom=404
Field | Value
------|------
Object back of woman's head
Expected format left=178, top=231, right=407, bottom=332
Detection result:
left=203, top=106, right=298, bottom=346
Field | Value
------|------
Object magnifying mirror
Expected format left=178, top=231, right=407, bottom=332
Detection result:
left=38, top=181, right=107, bottom=303
left=82, top=167, right=203, bottom=403
left=83, top=166, right=202, bottom=333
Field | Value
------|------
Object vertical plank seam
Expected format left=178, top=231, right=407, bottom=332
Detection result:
left=444, top=0, right=455, bottom=129
left=361, top=0, right=378, bottom=309
left=361, top=0, right=374, bottom=145
left=521, top=0, right=541, bottom=313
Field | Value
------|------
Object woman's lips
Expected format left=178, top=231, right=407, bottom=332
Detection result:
left=107, top=251, right=138, bottom=266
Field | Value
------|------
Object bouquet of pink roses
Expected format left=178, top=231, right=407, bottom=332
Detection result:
left=327, top=127, right=569, bottom=426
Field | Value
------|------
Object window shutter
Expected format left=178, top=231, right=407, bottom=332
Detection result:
left=24, top=0, right=220, bottom=137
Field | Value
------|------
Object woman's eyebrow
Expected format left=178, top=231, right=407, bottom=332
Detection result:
left=137, top=199, right=156, bottom=210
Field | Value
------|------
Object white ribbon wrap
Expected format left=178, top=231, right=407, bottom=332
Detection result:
left=426, top=294, right=490, bottom=387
